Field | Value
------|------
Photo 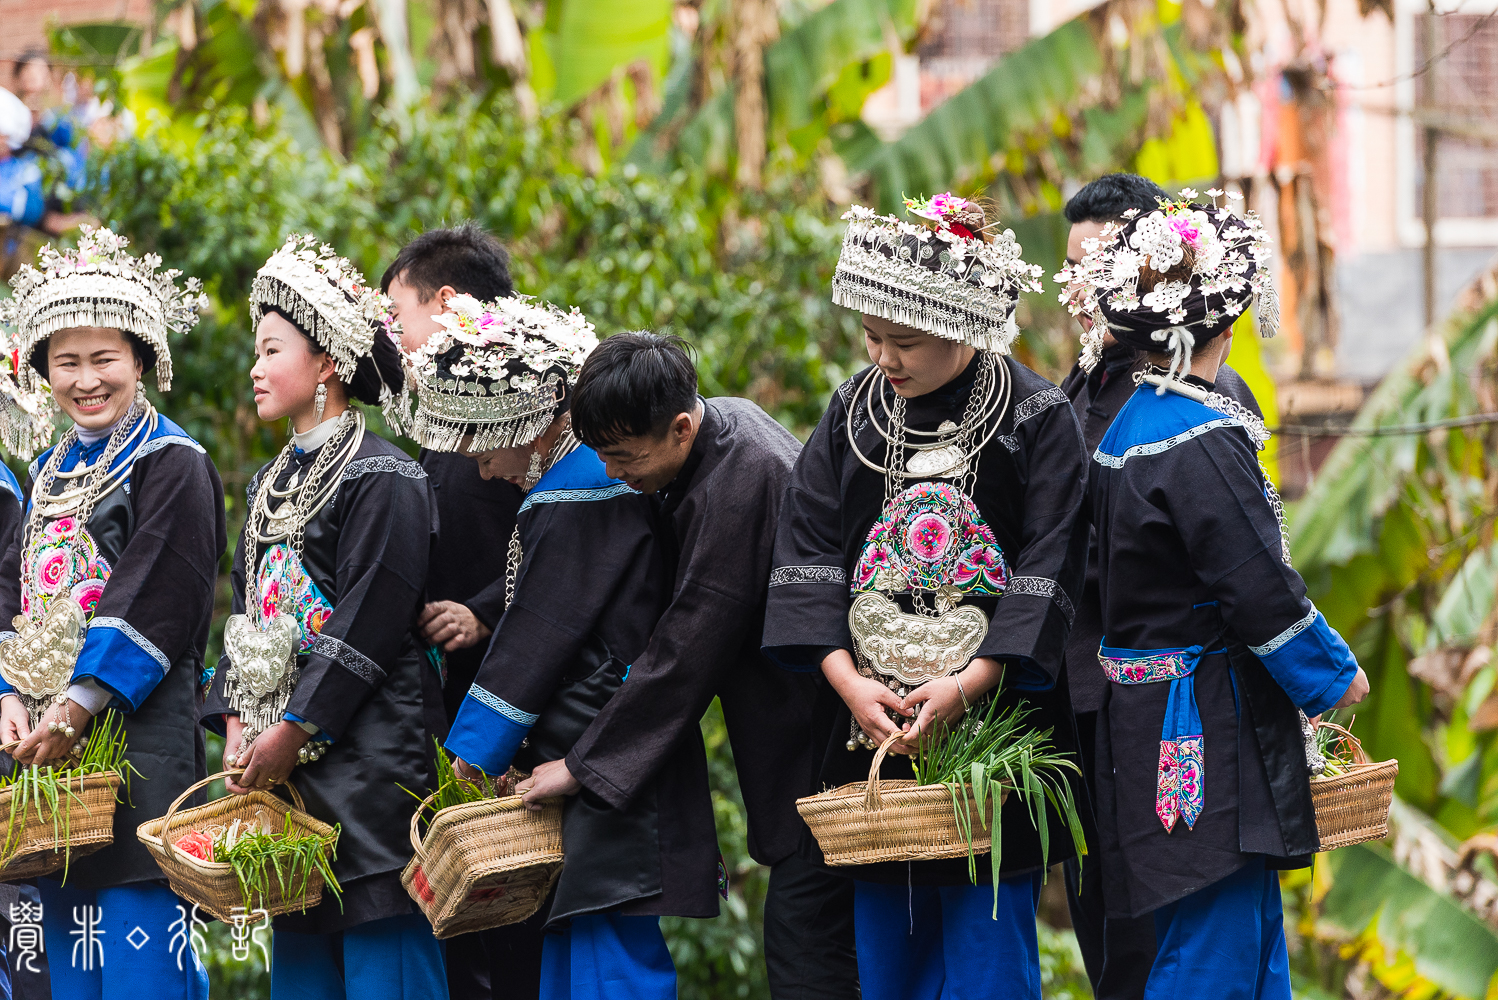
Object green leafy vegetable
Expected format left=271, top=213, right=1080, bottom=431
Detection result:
left=214, top=812, right=342, bottom=915
left=0, top=709, right=142, bottom=881
left=912, top=697, right=1087, bottom=916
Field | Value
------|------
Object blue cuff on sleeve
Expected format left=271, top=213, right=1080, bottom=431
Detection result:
left=73, top=617, right=170, bottom=712
left=1252, top=611, right=1359, bottom=716
left=1004, top=656, right=1055, bottom=692
left=283, top=712, right=333, bottom=744
left=443, top=684, right=535, bottom=776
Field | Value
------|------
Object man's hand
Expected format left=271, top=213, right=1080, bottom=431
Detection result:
left=13, top=698, right=92, bottom=766
left=1332, top=667, right=1371, bottom=711
left=226, top=721, right=311, bottom=795
left=516, top=759, right=581, bottom=811
left=0, top=695, right=30, bottom=747
left=417, top=601, right=493, bottom=652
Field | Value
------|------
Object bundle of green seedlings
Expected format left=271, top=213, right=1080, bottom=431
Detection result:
left=0, top=708, right=139, bottom=878
left=401, top=739, right=513, bottom=819
left=1311, top=710, right=1358, bottom=778
left=910, top=696, right=1087, bottom=916
left=211, top=813, right=342, bottom=914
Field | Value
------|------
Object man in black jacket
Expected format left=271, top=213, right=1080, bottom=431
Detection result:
left=1058, top=174, right=1265, bottom=1000
left=381, top=223, right=536, bottom=1000
left=517, top=333, right=859, bottom=1000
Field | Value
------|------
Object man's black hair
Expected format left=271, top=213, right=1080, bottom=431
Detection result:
left=571, top=332, right=699, bottom=447
left=1064, top=173, right=1169, bottom=225
left=380, top=222, right=514, bottom=301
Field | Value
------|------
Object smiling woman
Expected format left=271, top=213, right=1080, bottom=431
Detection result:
left=0, top=226, right=226, bottom=1000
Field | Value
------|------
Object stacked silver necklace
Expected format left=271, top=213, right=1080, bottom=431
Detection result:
left=841, top=355, right=1010, bottom=750
left=848, top=352, right=1010, bottom=616
left=3, top=402, right=153, bottom=730
left=223, top=408, right=363, bottom=760
left=501, top=420, right=580, bottom=612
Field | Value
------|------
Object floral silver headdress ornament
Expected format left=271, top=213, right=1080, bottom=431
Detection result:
left=407, top=293, right=598, bottom=452
left=0, top=226, right=209, bottom=396
left=1055, top=188, right=1279, bottom=382
left=250, top=234, right=409, bottom=424
left=832, top=193, right=1044, bottom=353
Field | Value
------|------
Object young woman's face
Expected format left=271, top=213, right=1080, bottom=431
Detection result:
left=252, top=312, right=331, bottom=424
left=862, top=314, right=976, bottom=398
left=46, top=327, right=144, bottom=431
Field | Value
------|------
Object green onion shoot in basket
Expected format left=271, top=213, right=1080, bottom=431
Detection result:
left=0, top=708, right=141, bottom=880
left=910, top=697, right=1088, bottom=917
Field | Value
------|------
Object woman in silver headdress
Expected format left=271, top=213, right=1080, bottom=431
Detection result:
left=1069, top=190, right=1367, bottom=997
left=412, top=295, right=718, bottom=1000
left=762, top=194, right=1090, bottom=999
left=0, top=226, right=223, bottom=1000
left=198, top=235, right=443, bottom=998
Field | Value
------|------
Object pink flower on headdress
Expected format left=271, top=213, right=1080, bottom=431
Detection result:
left=1167, top=216, right=1204, bottom=249
left=903, top=192, right=974, bottom=223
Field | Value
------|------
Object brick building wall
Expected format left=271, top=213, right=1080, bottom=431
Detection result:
left=0, top=0, right=150, bottom=82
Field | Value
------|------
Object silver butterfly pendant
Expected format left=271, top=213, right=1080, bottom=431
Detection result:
left=223, top=613, right=300, bottom=699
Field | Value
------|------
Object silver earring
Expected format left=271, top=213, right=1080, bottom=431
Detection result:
left=314, top=383, right=327, bottom=424
left=135, top=379, right=147, bottom=407
left=523, top=447, right=545, bottom=490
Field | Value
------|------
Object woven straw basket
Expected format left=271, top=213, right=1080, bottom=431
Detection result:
left=1311, top=722, right=1398, bottom=852
left=797, top=730, right=1006, bottom=867
left=136, top=770, right=337, bottom=923
left=401, top=792, right=564, bottom=940
left=0, top=757, right=121, bottom=882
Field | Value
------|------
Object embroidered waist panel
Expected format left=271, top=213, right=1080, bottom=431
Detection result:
left=1099, top=643, right=1214, bottom=834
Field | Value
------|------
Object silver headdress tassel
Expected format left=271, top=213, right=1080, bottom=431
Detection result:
left=1, top=226, right=209, bottom=394
left=831, top=193, right=1044, bottom=354
left=406, top=293, right=598, bottom=453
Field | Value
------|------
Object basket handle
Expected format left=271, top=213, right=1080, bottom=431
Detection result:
left=1315, top=720, right=1370, bottom=766
left=863, top=730, right=911, bottom=813
left=408, top=791, right=440, bottom=863
left=153, top=770, right=307, bottom=865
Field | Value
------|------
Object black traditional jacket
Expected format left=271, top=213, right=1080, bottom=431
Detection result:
left=763, top=355, right=1090, bottom=884
left=202, top=430, right=439, bottom=933
left=420, top=448, right=521, bottom=726
left=0, top=411, right=226, bottom=889
left=565, top=397, right=818, bottom=868
left=445, top=445, right=718, bottom=927
left=1059, top=348, right=1263, bottom=715
left=1091, top=376, right=1358, bottom=917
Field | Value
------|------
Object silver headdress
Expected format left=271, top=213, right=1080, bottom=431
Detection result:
left=1055, top=188, right=1279, bottom=378
left=407, top=293, right=598, bottom=453
left=0, top=226, right=209, bottom=394
left=831, top=194, right=1045, bottom=353
left=250, top=234, right=410, bottom=425
left=250, top=234, right=382, bottom=384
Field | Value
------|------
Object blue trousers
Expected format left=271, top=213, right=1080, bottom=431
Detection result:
left=271, top=912, right=448, bottom=1000
left=1146, top=856, right=1292, bottom=1000
left=853, top=875, right=1042, bottom=1000
left=539, top=913, right=676, bottom=1000
left=39, top=881, right=209, bottom=1000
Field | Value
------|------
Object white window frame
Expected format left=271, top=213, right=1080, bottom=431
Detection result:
left=1395, top=0, right=1498, bottom=246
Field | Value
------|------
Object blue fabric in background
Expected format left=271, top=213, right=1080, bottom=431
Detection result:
left=1146, top=855, right=1291, bottom=1000
left=539, top=913, right=676, bottom=1000
left=40, top=881, right=209, bottom=1000
left=271, top=911, right=448, bottom=1000
left=853, top=874, right=1042, bottom=1000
